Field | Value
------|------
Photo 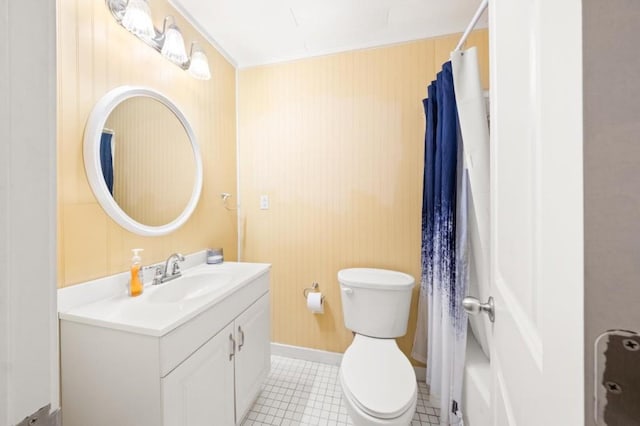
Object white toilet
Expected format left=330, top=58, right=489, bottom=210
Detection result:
left=338, top=268, right=417, bottom=426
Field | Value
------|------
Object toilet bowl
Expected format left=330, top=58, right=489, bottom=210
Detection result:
left=338, top=268, right=417, bottom=426
left=340, top=334, right=417, bottom=425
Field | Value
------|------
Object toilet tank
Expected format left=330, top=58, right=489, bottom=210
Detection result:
left=338, top=268, right=415, bottom=338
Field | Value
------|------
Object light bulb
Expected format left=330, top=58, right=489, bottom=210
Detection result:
left=121, top=0, right=155, bottom=40
left=161, top=17, right=188, bottom=65
left=188, top=43, right=211, bottom=80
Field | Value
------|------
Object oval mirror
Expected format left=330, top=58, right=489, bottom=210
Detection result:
left=84, top=86, right=203, bottom=236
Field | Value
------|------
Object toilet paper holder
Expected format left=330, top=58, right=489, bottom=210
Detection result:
left=302, top=282, right=325, bottom=303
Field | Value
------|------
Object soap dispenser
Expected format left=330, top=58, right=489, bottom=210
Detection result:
left=129, top=248, right=144, bottom=297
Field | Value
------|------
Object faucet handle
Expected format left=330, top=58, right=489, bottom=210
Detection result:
left=171, top=253, right=185, bottom=275
left=151, top=266, right=163, bottom=285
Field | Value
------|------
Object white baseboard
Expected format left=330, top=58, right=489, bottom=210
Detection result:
left=270, top=342, right=427, bottom=381
left=271, top=343, right=343, bottom=366
left=414, top=366, right=426, bottom=382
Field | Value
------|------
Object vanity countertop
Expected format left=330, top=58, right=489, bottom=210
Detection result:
left=58, top=260, right=270, bottom=337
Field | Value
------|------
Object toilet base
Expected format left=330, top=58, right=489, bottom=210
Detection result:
left=340, top=374, right=417, bottom=426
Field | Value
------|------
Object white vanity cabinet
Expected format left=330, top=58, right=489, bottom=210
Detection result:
left=162, top=322, right=236, bottom=426
left=233, top=294, right=271, bottom=419
left=59, top=264, right=270, bottom=426
left=162, top=294, right=270, bottom=426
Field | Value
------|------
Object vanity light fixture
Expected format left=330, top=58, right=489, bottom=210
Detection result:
left=106, top=0, right=211, bottom=80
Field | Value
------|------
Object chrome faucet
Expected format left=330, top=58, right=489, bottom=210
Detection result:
left=157, top=253, right=185, bottom=284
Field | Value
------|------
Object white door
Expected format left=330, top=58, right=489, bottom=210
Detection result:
left=162, top=323, right=236, bottom=426
left=0, top=1, right=58, bottom=424
left=234, top=294, right=271, bottom=423
left=487, top=0, right=584, bottom=424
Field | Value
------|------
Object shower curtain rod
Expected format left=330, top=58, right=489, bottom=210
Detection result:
left=454, top=0, right=488, bottom=51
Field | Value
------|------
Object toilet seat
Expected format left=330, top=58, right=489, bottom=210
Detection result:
left=340, top=335, right=417, bottom=420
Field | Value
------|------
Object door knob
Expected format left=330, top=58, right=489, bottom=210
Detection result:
left=462, top=296, right=495, bottom=323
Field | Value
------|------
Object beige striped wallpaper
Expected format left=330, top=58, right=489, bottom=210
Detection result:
left=238, top=31, right=489, bottom=363
left=106, top=96, right=195, bottom=227
left=58, top=0, right=488, bottom=362
left=57, top=0, right=238, bottom=287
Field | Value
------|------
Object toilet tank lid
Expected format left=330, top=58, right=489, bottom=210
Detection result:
left=338, top=268, right=414, bottom=290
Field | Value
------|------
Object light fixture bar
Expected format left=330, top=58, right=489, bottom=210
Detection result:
left=105, top=0, right=211, bottom=80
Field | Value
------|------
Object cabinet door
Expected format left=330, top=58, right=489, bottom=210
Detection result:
left=234, top=293, right=271, bottom=422
left=162, top=323, right=235, bottom=426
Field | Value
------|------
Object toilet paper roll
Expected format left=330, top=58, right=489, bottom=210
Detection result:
left=306, top=292, right=324, bottom=314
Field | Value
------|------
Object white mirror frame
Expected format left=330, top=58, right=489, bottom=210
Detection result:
left=84, top=86, right=203, bottom=236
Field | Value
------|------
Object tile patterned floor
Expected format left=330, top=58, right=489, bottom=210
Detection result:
left=241, top=355, right=441, bottom=426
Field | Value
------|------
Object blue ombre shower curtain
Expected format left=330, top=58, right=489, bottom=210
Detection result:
left=412, top=61, right=469, bottom=426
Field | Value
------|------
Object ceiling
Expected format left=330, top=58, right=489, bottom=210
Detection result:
left=169, top=0, right=488, bottom=69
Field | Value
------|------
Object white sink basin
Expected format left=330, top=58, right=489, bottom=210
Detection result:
left=58, top=261, right=271, bottom=337
left=147, top=272, right=232, bottom=304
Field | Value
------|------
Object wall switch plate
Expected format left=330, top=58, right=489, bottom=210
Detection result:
left=260, top=195, right=269, bottom=210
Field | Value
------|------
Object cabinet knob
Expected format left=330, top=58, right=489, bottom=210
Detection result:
left=229, top=333, right=236, bottom=361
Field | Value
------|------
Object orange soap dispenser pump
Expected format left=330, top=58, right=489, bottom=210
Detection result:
left=129, top=248, right=144, bottom=297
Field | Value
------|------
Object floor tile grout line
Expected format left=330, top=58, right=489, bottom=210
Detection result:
left=243, top=355, right=439, bottom=426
